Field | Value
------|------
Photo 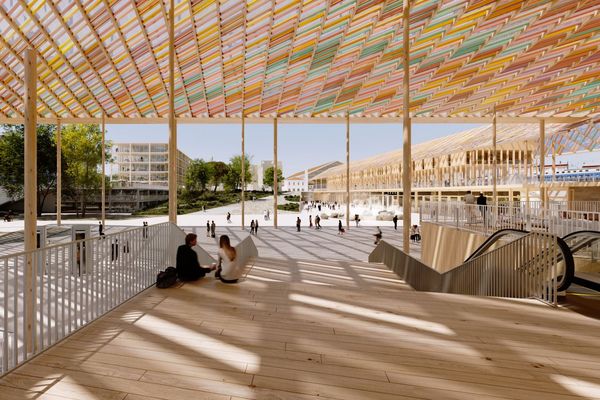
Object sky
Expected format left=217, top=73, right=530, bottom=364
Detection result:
left=106, top=123, right=599, bottom=176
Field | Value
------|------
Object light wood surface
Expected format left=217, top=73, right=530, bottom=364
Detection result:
left=2, top=251, right=600, bottom=399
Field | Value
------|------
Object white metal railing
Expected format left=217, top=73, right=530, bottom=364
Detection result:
left=419, top=201, right=600, bottom=237
left=369, top=232, right=559, bottom=305
left=0, top=222, right=172, bottom=375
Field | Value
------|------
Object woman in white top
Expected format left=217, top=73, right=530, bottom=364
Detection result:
left=215, top=235, right=242, bottom=283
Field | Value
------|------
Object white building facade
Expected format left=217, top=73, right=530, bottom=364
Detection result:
left=109, top=143, right=192, bottom=188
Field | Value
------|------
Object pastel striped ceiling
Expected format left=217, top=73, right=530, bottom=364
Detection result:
left=1, top=0, right=600, bottom=120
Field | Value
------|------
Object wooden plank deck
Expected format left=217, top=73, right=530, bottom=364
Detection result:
left=2, top=248, right=600, bottom=399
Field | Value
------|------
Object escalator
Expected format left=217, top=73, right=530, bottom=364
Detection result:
left=464, top=228, right=574, bottom=292
left=464, top=228, right=600, bottom=293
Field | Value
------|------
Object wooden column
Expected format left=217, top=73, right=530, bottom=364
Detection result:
left=24, top=48, right=37, bottom=353
left=492, top=108, right=497, bottom=204
left=346, top=113, right=350, bottom=229
left=402, top=0, right=411, bottom=253
left=551, top=140, right=556, bottom=181
left=56, top=118, right=62, bottom=226
left=168, top=0, right=177, bottom=224
left=273, top=117, right=278, bottom=229
left=101, top=113, right=106, bottom=226
left=539, top=119, right=546, bottom=207
left=241, top=114, right=245, bottom=228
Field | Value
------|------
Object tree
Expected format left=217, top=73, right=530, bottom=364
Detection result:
left=224, top=155, right=252, bottom=191
left=0, top=124, right=62, bottom=215
left=185, top=159, right=210, bottom=192
left=207, top=161, right=229, bottom=192
left=61, top=124, right=111, bottom=218
left=263, top=166, right=283, bottom=192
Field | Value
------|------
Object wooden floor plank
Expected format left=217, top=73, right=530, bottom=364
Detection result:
left=2, top=254, right=600, bottom=400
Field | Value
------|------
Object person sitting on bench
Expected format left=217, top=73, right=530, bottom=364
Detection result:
left=176, top=233, right=215, bottom=281
left=215, top=235, right=243, bottom=284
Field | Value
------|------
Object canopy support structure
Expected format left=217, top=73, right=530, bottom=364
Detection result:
left=273, top=118, right=278, bottom=229
left=492, top=107, right=497, bottom=205
left=539, top=119, right=546, bottom=207
left=402, top=0, right=411, bottom=254
left=24, top=47, right=37, bottom=354
left=101, top=113, right=106, bottom=227
left=168, top=0, right=177, bottom=224
left=56, top=118, right=62, bottom=226
left=241, top=114, right=245, bottom=229
left=346, top=113, right=350, bottom=230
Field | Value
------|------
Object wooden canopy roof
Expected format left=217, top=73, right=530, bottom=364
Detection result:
left=0, top=0, right=600, bottom=123
left=312, top=122, right=600, bottom=179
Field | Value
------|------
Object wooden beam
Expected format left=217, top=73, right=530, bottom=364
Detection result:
left=0, top=115, right=587, bottom=125
left=56, top=119, right=62, bottom=226
left=346, top=113, right=350, bottom=230
left=274, top=118, right=278, bottom=229
left=539, top=119, right=546, bottom=207
left=241, top=114, right=245, bottom=229
left=24, top=48, right=37, bottom=354
left=101, top=113, right=106, bottom=226
left=492, top=108, right=497, bottom=205
left=402, top=0, right=411, bottom=254
left=168, top=0, right=177, bottom=224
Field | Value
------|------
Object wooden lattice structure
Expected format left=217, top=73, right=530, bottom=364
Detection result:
left=0, top=0, right=600, bottom=122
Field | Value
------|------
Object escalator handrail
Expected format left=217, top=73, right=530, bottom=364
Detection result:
left=464, top=228, right=530, bottom=262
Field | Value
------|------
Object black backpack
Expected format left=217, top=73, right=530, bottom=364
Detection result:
left=156, top=267, right=177, bottom=288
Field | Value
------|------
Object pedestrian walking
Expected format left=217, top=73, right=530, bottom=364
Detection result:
left=250, top=220, right=255, bottom=235
left=315, top=215, right=321, bottom=229
left=296, top=217, right=301, bottom=232
left=338, top=219, right=345, bottom=235
left=393, top=215, right=398, bottom=230
left=309, top=215, right=313, bottom=228
left=227, top=212, right=231, bottom=223
left=255, top=219, right=259, bottom=235
left=206, top=221, right=210, bottom=237
left=98, top=221, right=104, bottom=236
left=373, top=227, right=382, bottom=245
left=210, top=220, right=216, bottom=238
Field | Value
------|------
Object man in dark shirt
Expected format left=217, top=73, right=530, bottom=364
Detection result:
left=176, top=233, right=215, bottom=281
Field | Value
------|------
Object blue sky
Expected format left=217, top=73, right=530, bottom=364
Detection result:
left=106, top=123, right=599, bottom=176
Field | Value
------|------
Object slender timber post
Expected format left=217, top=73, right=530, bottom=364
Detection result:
left=241, top=114, right=245, bottom=229
left=101, top=113, right=106, bottom=227
left=402, top=0, right=411, bottom=254
left=492, top=107, right=497, bottom=205
left=24, top=48, right=37, bottom=353
left=539, top=119, right=546, bottom=208
left=168, top=0, right=177, bottom=224
left=56, top=118, right=62, bottom=226
left=551, top=140, right=556, bottom=182
left=346, top=113, right=350, bottom=230
left=273, top=118, right=278, bottom=229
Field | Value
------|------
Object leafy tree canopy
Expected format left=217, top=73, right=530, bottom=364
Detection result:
left=263, top=166, right=283, bottom=192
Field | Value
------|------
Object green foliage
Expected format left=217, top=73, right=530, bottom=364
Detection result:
left=61, top=124, right=112, bottom=217
left=0, top=124, right=62, bottom=215
left=207, top=161, right=229, bottom=192
left=263, top=166, right=283, bottom=191
left=185, top=159, right=211, bottom=192
left=224, top=155, right=252, bottom=191
left=284, top=195, right=300, bottom=202
left=277, top=202, right=299, bottom=212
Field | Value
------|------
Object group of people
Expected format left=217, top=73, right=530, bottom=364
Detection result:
left=307, top=215, right=322, bottom=229
left=263, top=209, right=270, bottom=221
left=176, top=233, right=242, bottom=284
left=249, top=219, right=259, bottom=235
left=206, top=220, right=217, bottom=238
left=464, top=190, right=488, bottom=221
left=304, top=201, right=341, bottom=213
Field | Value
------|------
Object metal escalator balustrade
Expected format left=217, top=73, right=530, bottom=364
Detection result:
left=370, top=231, right=561, bottom=305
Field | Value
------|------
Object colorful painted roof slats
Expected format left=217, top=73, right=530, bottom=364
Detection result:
left=1, top=0, right=600, bottom=120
